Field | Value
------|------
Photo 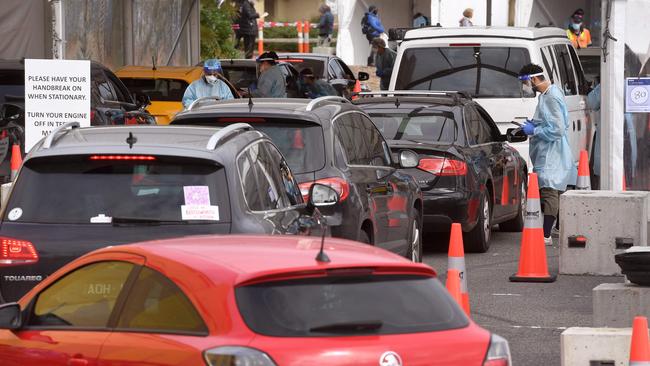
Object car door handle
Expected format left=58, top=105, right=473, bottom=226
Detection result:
left=68, top=358, right=89, bottom=366
left=579, top=100, right=586, bottom=108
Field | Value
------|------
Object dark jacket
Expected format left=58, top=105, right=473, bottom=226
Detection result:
left=319, top=11, right=334, bottom=36
left=238, top=1, right=259, bottom=35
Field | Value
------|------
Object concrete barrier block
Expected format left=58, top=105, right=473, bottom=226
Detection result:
left=560, top=191, right=649, bottom=275
left=594, top=282, right=650, bottom=327
left=561, top=327, right=632, bottom=366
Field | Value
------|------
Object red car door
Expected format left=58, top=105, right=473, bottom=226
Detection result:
left=0, top=260, right=140, bottom=366
left=97, top=266, right=210, bottom=365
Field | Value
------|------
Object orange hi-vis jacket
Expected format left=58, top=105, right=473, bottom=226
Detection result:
left=567, top=28, right=592, bottom=49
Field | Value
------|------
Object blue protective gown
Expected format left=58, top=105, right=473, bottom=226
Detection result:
left=182, top=77, right=234, bottom=108
left=529, top=84, right=577, bottom=190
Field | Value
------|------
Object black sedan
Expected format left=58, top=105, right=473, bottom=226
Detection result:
left=355, top=91, right=528, bottom=252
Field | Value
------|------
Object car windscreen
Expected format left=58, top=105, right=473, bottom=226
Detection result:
left=120, top=78, right=190, bottom=102
left=0, top=69, right=25, bottom=103
left=395, top=46, right=532, bottom=98
left=236, top=275, right=468, bottom=337
left=222, top=66, right=258, bottom=89
left=5, top=156, right=230, bottom=224
left=368, top=110, right=461, bottom=144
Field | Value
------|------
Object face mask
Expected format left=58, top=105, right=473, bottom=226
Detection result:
left=571, top=23, right=581, bottom=31
left=205, top=75, right=218, bottom=84
left=522, top=82, right=534, bottom=95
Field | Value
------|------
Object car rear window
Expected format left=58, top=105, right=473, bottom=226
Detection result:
left=236, top=275, right=468, bottom=337
left=222, top=66, right=258, bottom=89
left=395, top=46, right=531, bottom=98
left=368, top=110, right=462, bottom=144
left=120, top=78, right=190, bottom=102
left=5, top=155, right=230, bottom=224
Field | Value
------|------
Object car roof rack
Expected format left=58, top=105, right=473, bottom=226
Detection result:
left=305, top=96, right=351, bottom=111
left=358, top=90, right=472, bottom=102
left=187, top=96, right=222, bottom=111
left=206, top=123, right=253, bottom=150
left=42, top=121, right=81, bottom=149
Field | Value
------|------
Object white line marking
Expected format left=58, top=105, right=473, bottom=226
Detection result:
left=492, top=293, right=522, bottom=296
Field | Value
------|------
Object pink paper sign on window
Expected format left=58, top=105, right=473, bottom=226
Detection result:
left=183, top=186, right=211, bottom=206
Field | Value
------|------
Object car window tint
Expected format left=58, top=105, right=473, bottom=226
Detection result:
left=0, top=69, right=25, bottom=103
left=93, top=68, right=117, bottom=102
left=368, top=110, right=460, bottom=145
left=335, top=113, right=388, bottom=166
left=465, top=107, right=494, bottom=145
left=540, top=47, right=556, bottom=84
left=336, top=59, right=354, bottom=79
left=30, top=261, right=134, bottom=328
left=120, top=78, right=190, bottom=102
left=5, top=156, right=230, bottom=224
left=328, top=60, right=345, bottom=79
left=474, top=106, right=500, bottom=140
left=238, top=142, right=288, bottom=211
left=395, top=47, right=532, bottom=98
left=554, top=44, right=577, bottom=95
left=266, top=143, right=303, bottom=206
left=568, top=46, right=588, bottom=94
left=105, top=71, right=132, bottom=103
left=236, top=275, right=468, bottom=337
left=116, top=267, right=207, bottom=334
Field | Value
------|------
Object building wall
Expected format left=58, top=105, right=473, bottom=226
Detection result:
left=266, top=0, right=322, bottom=21
left=429, top=0, right=510, bottom=27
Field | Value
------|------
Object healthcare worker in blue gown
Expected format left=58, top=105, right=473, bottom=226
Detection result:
left=518, top=63, right=577, bottom=244
left=182, top=59, right=234, bottom=108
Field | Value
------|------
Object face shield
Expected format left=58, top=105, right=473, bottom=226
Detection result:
left=518, top=72, right=544, bottom=96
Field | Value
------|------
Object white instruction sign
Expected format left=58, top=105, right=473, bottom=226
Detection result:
left=181, top=205, right=220, bottom=221
left=625, top=77, right=650, bottom=113
left=24, top=59, right=91, bottom=152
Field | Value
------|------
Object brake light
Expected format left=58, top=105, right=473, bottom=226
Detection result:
left=483, top=334, right=512, bottom=366
left=0, top=237, right=38, bottom=266
left=449, top=43, right=481, bottom=47
left=418, top=157, right=467, bottom=176
left=89, top=155, right=156, bottom=161
left=299, top=177, right=349, bottom=202
left=218, top=117, right=266, bottom=123
left=281, top=59, right=304, bottom=63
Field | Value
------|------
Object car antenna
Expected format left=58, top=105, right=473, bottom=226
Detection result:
left=394, top=97, right=400, bottom=108
left=152, top=55, right=157, bottom=71
left=315, top=209, right=330, bottom=263
left=248, top=95, right=254, bottom=112
left=126, top=132, right=137, bottom=149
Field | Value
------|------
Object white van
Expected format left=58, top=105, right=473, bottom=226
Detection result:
left=389, top=27, right=594, bottom=169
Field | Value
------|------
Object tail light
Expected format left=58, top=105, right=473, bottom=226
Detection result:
left=0, top=237, right=38, bottom=266
left=483, top=334, right=512, bottom=366
left=299, top=177, right=350, bottom=202
left=418, top=157, right=467, bottom=176
left=204, top=346, right=276, bottom=366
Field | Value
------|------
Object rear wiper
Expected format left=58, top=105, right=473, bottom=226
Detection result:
left=309, top=320, right=383, bottom=333
left=111, top=217, right=188, bottom=226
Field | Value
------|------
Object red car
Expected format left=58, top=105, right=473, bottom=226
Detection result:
left=0, top=235, right=511, bottom=366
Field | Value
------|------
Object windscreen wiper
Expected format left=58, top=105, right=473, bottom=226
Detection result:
left=309, top=320, right=383, bottom=333
left=111, top=217, right=188, bottom=226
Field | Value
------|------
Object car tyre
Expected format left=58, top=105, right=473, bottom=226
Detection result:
left=406, top=208, right=423, bottom=262
left=500, top=179, right=527, bottom=232
left=464, top=193, right=492, bottom=253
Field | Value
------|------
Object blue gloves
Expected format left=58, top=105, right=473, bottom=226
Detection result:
left=376, top=69, right=384, bottom=77
left=522, top=119, right=535, bottom=135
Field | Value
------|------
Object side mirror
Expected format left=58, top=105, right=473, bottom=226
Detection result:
left=133, top=92, right=151, bottom=108
left=399, top=149, right=420, bottom=168
left=0, top=303, right=22, bottom=330
left=308, top=183, right=340, bottom=207
left=357, top=72, right=370, bottom=81
left=505, top=128, right=528, bottom=143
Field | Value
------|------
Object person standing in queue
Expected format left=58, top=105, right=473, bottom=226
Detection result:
left=518, top=63, right=577, bottom=245
left=459, top=8, right=474, bottom=27
left=236, top=0, right=259, bottom=59
left=251, top=51, right=287, bottom=98
left=361, top=5, right=384, bottom=66
left=182, top=59, right=234, bottom=108
left=372, top=38, right=396, bottom=91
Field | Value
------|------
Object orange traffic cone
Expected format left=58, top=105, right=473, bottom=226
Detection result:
left=445, top=269, right=463, bottom=308
left=351, top=80, right=361, bottom=100
left=623, top=174, right=628, bottom=192
left=10, top=144, right=22, bottom=181
left=501, top=173, right=510, bottom=205
left=576, top=150, right=591, bottom=190
left=448, top=223, right=470, bottom=316
left=509, top=173, right=556, bottom=282
left=629, top=316, right=650, bottom=365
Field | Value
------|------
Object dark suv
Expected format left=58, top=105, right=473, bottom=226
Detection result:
left=0, top=124, right=322, bottom=302
left=171, top=96, right=424, bottom=261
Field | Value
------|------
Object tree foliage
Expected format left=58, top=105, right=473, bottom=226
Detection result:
left=201, top=1, right=239, bottom=59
